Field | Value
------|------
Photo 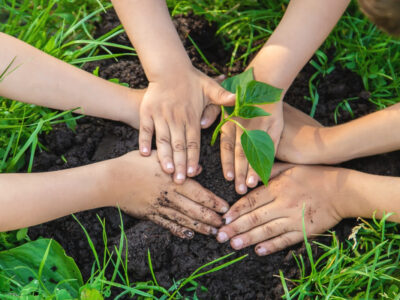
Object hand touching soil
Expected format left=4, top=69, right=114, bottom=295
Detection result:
left=216, top=164, right=347, bottom=255
left=111, top=151, right=230, bottom=239
left=139, top=67, right=235, bottom=184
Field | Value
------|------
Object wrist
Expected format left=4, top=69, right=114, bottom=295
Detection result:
left=148, top=63, right=195, bottom=84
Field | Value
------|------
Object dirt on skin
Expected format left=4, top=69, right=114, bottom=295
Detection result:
left=28, top=11, right=400, bottom=299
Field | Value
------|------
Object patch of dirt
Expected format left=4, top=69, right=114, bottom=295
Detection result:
left=28, top=10, right=400, bottom=299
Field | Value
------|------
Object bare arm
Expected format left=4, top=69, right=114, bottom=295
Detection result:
left=112, top=0, right=235, bottom=183
left=277, top=102, right=400, bottom=164
left=220, top=0, right=351, bottom=194
left=0, top=151, right=229, bottom=237
left=0, top=33, right=143, bottom=129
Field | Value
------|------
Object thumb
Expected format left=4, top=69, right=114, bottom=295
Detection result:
left=270, top=162, right=294, bottom=179
left=200, top=105, right=221, bottom=129
left=204, top=78, right=236, bottom=106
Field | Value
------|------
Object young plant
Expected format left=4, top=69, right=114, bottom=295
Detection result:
left=211, top=67, right=282, bottom=186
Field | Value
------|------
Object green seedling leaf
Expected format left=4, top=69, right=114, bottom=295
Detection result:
left=238, top=106, right=270, bottom=119
left=244, top=80, right=282, bottom=104
left=241, top=130, right=275, bottom=186
left=221, top=68, right=254, bottom=96
left=0, top=238, right=83, bottom=297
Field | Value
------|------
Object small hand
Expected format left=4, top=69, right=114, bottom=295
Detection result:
left=216, top=163, right=345, bottom=255
left=113, top=151, right=230, bottom=239
left=139, top=67, right=235, bottom=184
left=220, top=100, right=283, bottom=194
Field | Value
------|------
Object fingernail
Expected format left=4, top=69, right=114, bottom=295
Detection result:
left=221, top=206, right=229, bottom=214
left=142, top=147, right=149, bottom=154
left=256, top=246, right=267, bottom=256
left=224, top=216, right=232, bottom=225
left=232, top=238, right=243, bottom=249
left=201, top=118, right=207, bottom=126
left=248, top=176, right=255, bottom=185
left=166, top=162, right=174, bottom=171
left=217, top=231, right=228, bottom=243
left=184, top=230, right=194, bottom=239
left=238, top=184, right=246, bottom=193
left=227, top=171, right=234, bottom=180
left=187, top=166, right=195, bottom=175
left=210, top=227, right=218, bottom=236
left=176, top=173, right=185, bottom=180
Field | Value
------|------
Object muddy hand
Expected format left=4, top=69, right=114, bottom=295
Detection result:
left=216, top=164, right=344, bottom=255
left=114, top=151, right=229, bottom=239
left=138, top=68, right=235, bottom=184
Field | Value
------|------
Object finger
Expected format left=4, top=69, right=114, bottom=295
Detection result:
left=139, top=114, right=154, bottom=156
left=268, top=124, right=282, bottom=154
left=234, top=126, right=248, bottom=194
left=154, top=119, right=174, bottom=174
left=218, top=202, right=286, bottom=241
left=158, top=206, right=218, bottom=236
left=214, top=74, right=226, bottom=84
left=169, top=123, right=187, bottom=184
left=200, top=105, right=221, bottom=129
left=203, top=78, right=236, bottom=106
left=222, top=186, right=273, bottom=225
left=229, top=218, right=291, bottom=250
left=164, top=191, right=223, bottom=227
left=175, top=179, right=229, bottom=214
left=270, top=162, right=294, bottom=179
left=220, top=122, right=235, bottom=181
left=185, top=120, right=200, bottom=178
left=246, top=166, right=260, bottom=188
left=147, top=214, right=193, bottom=239
left=255, top=231, right=303, bottom=256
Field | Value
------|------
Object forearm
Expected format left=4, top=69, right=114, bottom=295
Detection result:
left=0, top=160, right=116, bottom=232
left=336, top=168, right=400, bottom=222
left=250, top=0, right=350, bottom=91
left=112, top=0, right=192, bottom=81
left=0, top=33, right=143, bottom=129
left=327, top=103, right=400, bottom=162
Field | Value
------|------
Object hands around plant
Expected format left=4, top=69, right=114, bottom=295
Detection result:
left=216, top=164, right=346, bottom=255
left=220, top=100, right=283, bottom=194
left=139, top=67, right=235, bottom=184
left=112, top=151, right=229, bottom=239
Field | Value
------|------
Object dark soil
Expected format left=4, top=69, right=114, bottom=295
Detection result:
left=28, top=10, right=400, bottom=299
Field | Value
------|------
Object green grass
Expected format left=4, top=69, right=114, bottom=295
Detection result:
left=167, top=0, right=400, bottom=118
left=0, top=0, right=136, bottom=173
left=281, top=213, right=400, bottom=299
left=0, top=210, right=247, bottom=299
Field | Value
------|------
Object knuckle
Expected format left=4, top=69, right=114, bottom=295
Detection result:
left=141, top=125, right=153, bottom=135
left=221, top=138, right=234, bottom=152
left=156, top=135, right=171, bottom=145
left=280, top=236, right=292, bottom=249
left=186, top=141, right=199, bottom=150
left=261, top=225, right=274, bottom=237
left=248, top=212, right=260, bottom=226
left=245, top=195, right=257, bottom=209
left=172, top=141, right=186, bottom=152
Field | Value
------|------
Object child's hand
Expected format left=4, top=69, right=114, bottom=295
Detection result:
left=111, top=151, right=230, bottom=239
left=276, top=103, right=337, bottom=164
left=139, top=67, right=235, bottom=184
left=220, top=100, right=283, bottom=194
left=216, top=164, right=348, bottom=255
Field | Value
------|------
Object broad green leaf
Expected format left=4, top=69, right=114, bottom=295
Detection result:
left=0, top=238, right=83, bottom=297
left=244, top=80, right=282, bottom=105
left=80, top=287, right=104, bottom=300
left=241, top=130, right=275, bottom=186
left=238, top=106, right=270, bottom=119
left=221, top=68, right=254, bottom=95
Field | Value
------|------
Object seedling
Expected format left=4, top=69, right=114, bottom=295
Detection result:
left=211, top=68, right=282, bottom=186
